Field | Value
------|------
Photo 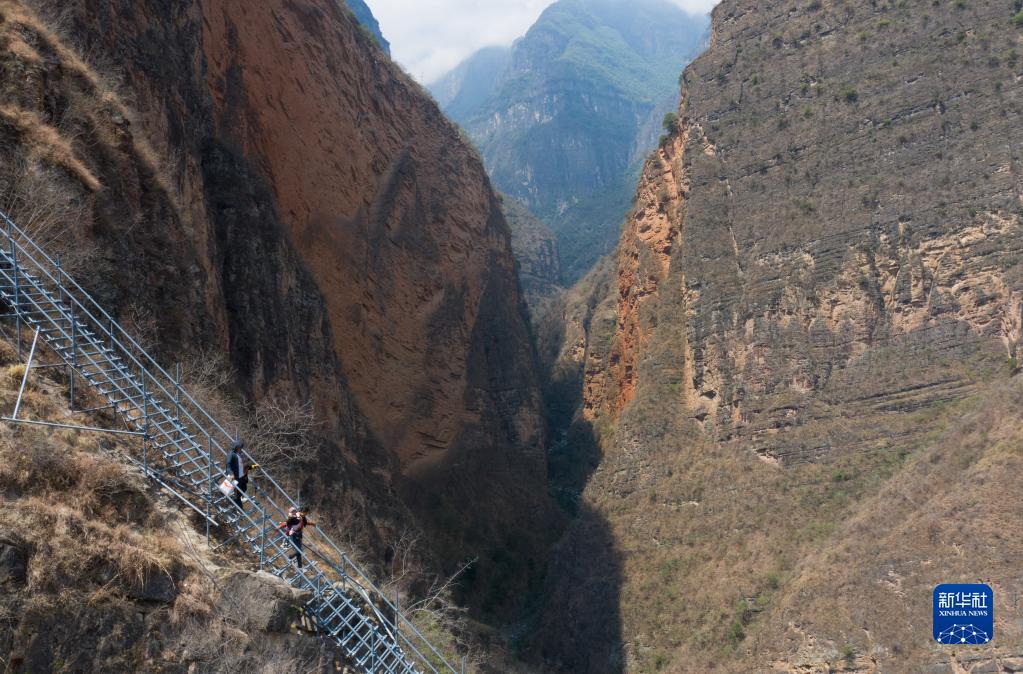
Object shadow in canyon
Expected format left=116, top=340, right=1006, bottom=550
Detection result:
left=530, top=331, right=624, bottom=673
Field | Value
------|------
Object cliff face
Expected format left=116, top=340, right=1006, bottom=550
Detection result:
left=502, top=196, right=562, bottom=312
left=200, top=0, right=545, bottom=480
left=437, top=0, right=708, bottom=283
left=594, top=0, right=1023, bottom=457
left=2, top=0, right=555, bottom=619
left=543, top=0, right=1023, bottom=670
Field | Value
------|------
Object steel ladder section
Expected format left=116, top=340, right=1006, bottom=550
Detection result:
left=0, top=225, right=452, bottom=674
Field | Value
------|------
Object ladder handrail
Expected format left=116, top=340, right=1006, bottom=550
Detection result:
left=0, top=208, right=459, bottom=674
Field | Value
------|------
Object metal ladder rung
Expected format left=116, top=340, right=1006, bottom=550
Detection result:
left=324, top=597, right=361, bottom=628
left=84, top=353, right=126, bottom=368
left=345, top=624, right=381, bottom=660
left=91, top=379, right=140, bottom=395
left=263, top=547, right=295, bottom=568
left=143, top=407, right=175, bottom=422
left=319, top=597, right=351, bottom=625
left=339, top=622, right=374, bottom=652
left=155, top=440, right=201, bottom=457
left=98, top=393, right=144, bottom=408
left=40, top=324, right=73, bottom=336
left=7, top=288, right=54, bottom=301
left=164, top=459, right=207, bottom=480
left=162, top=451, right=206, bottom=470
left=91, top=371, right=138, bottom=386
left=79, top=359, right=125, bottom=374
left=380, top=657, right=402, bottom=674
left=150, top=417, right=185, bottom=432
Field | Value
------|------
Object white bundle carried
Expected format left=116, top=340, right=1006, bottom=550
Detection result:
left=219, top=477, right=237, bottom=498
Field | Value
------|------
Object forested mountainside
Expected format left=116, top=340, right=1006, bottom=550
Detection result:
left=537, top=0, right=1023, bottom=671
left=0, top=0, right=559, bottom=648
left=432, top=0, right=708, bottom=283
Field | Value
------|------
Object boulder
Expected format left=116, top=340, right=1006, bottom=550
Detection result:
left=968, top=662, right=999, bottom=674
left=215, top=569, right=311, bottom=633
left=123, top=570, right=178, bottom=603
left=0, top=536, right=27, bottom=587
left=917, top=665, right=954, bottom=674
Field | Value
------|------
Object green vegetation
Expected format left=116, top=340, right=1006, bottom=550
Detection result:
left=728, top=621, right=746, bottom=646
left=662, top=112, right=679, bottom=134
left=1014, top=10, right=1023, bottom=26
left=793, top=197, right=816, bottom=214
left=841, top=86, right=859, bottom=103
left=437, top=0, right=708, bottom=283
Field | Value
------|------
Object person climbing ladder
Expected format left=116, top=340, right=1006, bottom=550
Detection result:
left=225, top=439, right=252, bottom=509
left=278, top=506, right=315, bottom=568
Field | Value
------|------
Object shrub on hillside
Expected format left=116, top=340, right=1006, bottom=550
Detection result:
left=662, top=112, right=679, bottom=134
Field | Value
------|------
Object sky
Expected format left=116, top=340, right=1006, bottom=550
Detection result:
left=368, top=0, right=719, bottom=84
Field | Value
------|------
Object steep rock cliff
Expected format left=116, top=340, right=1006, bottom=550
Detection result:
left=502, top=196, right=562, bottom=313
left=542, top=0, right=1023, bottom=670
left=595, top=0, right=1023, bottom=461
left=2, top=0, right=556, bottom=620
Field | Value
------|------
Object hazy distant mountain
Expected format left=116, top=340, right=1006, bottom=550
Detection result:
left=429, top=46, right=511, bottom=121
left=432, top=0, right=708, bottom=282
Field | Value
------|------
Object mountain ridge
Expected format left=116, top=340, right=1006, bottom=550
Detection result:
left=343, top=0, right=390, bottom=54
left=433, top=0, right=709, bottom=283
left=538, top=0, right=1023, bottom=669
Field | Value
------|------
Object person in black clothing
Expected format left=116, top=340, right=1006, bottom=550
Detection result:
left=278, top=506, right=315, bottom=568
left=225, top=439, right=249, bottom=509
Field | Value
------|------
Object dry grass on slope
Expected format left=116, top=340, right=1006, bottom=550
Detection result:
left=0, top=340, right=186, bottom=600
left=0, top=338, right=339, bottom=672
left=741, top=377, right=1023, bottom=672
left=578, top=367, right=1023, bottom=673
left=0, top=0, right=181, bottom=200
left=0, top=106, right=99, bottom=191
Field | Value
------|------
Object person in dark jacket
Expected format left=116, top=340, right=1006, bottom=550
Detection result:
left=278, top=506, right=315, bottom=568
left=225, top=439, right=250, bottom=509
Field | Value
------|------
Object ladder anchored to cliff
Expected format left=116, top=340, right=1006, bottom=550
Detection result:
left=0, top=208, right=460, bottom=674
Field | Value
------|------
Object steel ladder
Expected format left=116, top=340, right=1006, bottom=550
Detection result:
left=0, top=209, right=459, bottom=674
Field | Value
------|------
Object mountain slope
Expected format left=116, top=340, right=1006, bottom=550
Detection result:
left=343, top=0, right=390, bottom=54
left=1, top=0, right=558, bottom=629
left=428, top=46, right=511, bottom=122
left=437, top=0, right=709, bottom=283
left=0, top=339, right=343, bottom=672
left=502, top=195, right=562, bottom=312
left=540, top=0, right=1023, bottom=670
